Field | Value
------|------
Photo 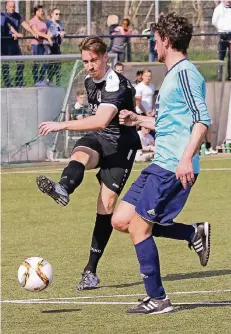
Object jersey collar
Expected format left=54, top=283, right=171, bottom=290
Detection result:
left=166, top=57, right=188, bottom=76
left=93, top=67, right=112, bottom=83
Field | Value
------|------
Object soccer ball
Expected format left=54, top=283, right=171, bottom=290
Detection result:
left=18, top=257, right=53, bottom=292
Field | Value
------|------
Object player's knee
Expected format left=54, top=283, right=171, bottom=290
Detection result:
left=111, top=214, right=129, bottom=232
left=71, top=151, right=89, bottom=166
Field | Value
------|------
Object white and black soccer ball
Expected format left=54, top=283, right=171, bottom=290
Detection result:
left=18, top=257, right=53, bottom=292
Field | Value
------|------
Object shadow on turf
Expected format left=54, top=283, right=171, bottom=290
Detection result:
left=163, top=269, right=231, bottom=281
left=41, top=308, right=81, bottom=314
left=99, top=269, right=231, bottom=289
left=173, top=301, right=231, bottom=313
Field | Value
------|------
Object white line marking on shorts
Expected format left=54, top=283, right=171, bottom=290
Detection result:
left=1, top=288, right=231, bottom=304
left=1, top=168, right=231, bottom=175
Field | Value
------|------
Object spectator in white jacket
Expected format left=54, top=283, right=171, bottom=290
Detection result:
left=212, top=0, right=231, bottom=80
left=135, top=69, right=155, bottom=116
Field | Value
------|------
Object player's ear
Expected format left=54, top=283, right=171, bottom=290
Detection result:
left=164, top=37, right=170, bottom=49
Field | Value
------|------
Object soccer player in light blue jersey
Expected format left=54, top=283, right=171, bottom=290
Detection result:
left=112, top=12, right=211, bottom=315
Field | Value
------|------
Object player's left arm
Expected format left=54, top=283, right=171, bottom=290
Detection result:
left=177, top=70, right=211, bottom=189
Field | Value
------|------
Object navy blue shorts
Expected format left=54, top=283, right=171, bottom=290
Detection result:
left=123, top=164, right=198, bottom=225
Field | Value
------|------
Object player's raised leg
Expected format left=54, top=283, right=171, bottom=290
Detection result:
left=77, top=183, right=118, bottom=290
left=152, top=221, right=211, bottom=266
left=36, top=145, right=100, bottom=206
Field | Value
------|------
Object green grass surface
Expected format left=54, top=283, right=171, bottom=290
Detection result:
left=1, top=158, right=231, bottom=334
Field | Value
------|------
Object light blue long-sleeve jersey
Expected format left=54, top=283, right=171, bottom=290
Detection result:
left=153, top=58, right=211, bottom=174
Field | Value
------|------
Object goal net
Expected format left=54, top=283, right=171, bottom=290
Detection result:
left=1, top=54, right=117, bottom=164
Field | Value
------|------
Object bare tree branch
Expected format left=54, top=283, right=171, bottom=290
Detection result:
left=139, top=3, right=154, bottom=29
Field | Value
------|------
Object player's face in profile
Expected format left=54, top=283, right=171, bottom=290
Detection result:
left=225, top=0, right=231, bottom=6
left=115, top=66, right=124, bottom=74
left=82, top=50, right=108, bottom=80
left=154, top=32, right=166, bottom=63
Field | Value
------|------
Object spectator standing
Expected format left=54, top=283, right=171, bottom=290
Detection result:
left=30, top=5, right=53, bottom=85
left=107, top=14, right=119, bottom=53
left=132, top=70, right=143, bottom=87
left=110, top=18, right=132, bottom=62
left=1, top=0, right=37, bottom=87
left=142, top=23, right=157, bottom=62
left=212, top=0, right=231, bottom=80
left=135, top=126, right=155, bottom=162
left=114, top=62, right=124, bottom=75
left=135, top=69, right=155, bottom=116
left=46, top=8, right=65, bottom=86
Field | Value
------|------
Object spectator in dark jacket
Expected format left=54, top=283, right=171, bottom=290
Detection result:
left=1, top=0, right=37, bottom=87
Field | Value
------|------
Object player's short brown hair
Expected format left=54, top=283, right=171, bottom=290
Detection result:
left=153, top=12, right=193, bottom=54
left=79, top=36, right=107, bottom=56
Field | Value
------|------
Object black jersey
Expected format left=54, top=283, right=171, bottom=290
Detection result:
left=84, top=67, right=141, bottom=149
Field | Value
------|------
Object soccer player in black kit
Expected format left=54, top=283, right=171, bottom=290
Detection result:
left=37, top=36, right=141, bottom=290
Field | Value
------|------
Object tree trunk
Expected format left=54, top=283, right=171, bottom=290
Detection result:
left=124, top=0, right=130, bottom=18
left=25, top=1, right=31, bottom=21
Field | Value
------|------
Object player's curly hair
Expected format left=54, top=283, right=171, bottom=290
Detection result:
left=79, top=36, right=107, bottom=56
left=153, top=13, right=193, bottom=54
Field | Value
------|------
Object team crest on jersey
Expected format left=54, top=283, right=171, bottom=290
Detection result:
left=105, top=70, right=120, bottom=92
left=97, top=90, right=101, bottom=103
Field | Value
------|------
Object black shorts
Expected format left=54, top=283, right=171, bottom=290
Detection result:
left=72, top=133, right=137, bottom=195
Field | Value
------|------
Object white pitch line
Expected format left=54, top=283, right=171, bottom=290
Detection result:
left=1, top=300, right=231, bottom=306
left=201, top=168, right=231, bottom=171
left=1, top=168, right=231, bottom=175
left=1, top=289, right=231, bottom=304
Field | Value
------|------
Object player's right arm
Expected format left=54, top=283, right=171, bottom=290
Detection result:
left=38, top=105, right=117, bottom=135
left=119, top=110, right=155, bottom=129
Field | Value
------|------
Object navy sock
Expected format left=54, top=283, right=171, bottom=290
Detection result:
left=59, top=160, right=85, bottom=194
left=152, top=222, right=195, bottom=242
left=135, top=236, right=165, bottom=298
left=84, top=214, right=113, bottom=273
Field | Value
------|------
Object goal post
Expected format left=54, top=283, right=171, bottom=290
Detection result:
left=1, top=53, right=118, bottom=163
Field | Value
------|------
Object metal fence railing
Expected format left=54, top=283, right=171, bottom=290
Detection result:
left=1, top=33, right=224, bottom=62
left=2, top=33, right=230, bottom=86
